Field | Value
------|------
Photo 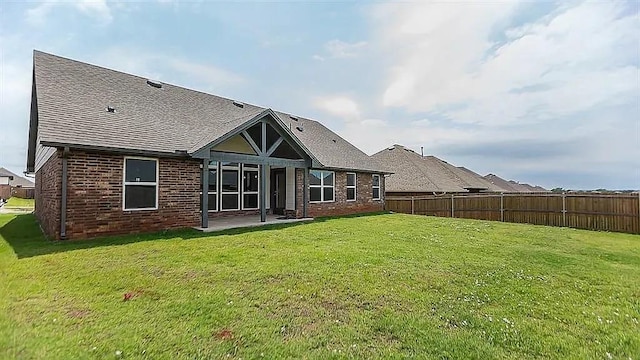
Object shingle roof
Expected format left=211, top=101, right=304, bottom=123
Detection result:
left=0, top=168, right=35, bottom=188
left=371, top=145, right=508, bottom=193
left=483, top=174, right=547, bottom=192
left=455, top=166, right=505, bottom=192
left=30, top=51, right=384, bottom=173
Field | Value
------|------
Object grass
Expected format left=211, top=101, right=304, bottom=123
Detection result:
left=1, top=213, right=638, bottom=359
left=4, top=197, right=34, bottom=209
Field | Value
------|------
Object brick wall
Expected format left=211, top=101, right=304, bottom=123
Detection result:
left=34, top=150, right=385, bottom=240
left=209, top=209, right=259, bottom=218
left=63, top=151, right=201, bottom=239
left=295, top=169, right=384, bottom=218
left=35, top=152, right=62, bottom=239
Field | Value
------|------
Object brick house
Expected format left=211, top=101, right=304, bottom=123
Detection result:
left=27, top=51, right=387, bottom=240
left=0, top=167, right=35, bottom=200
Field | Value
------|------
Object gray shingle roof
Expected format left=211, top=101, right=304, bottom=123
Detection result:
left=0, top=168, right=35, bottom=188
left=30, top=51, right=384, bottom=173
left=455, top=166, right=505, bottom=192
left=371, top=145, right=508, bottom=193
left=483, top=174, right=547, bottom=192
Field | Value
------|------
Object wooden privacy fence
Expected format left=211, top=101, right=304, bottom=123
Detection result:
left=11, top=187, right=35, bottom=199
left=385, top=193, right=640, bottom=234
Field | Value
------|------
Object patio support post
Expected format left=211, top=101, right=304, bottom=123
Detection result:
left=260, top=163, right=267, bottom=222
left=201, top=158, right=209, bottom=228
left=260, top=120, right=268, bottom=222
left=303, top=167, right=309, bottom=218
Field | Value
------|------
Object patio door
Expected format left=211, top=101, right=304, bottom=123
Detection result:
left=271, top=168, right=286, bottom=215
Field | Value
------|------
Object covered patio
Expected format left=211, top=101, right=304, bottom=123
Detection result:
left=195, top=214, right=314, bottom=232
left=192, top=109, right=317, bottom=229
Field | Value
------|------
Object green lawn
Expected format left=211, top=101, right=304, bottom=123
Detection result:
left=4, top=197, right=35, bottom=209
left=1, top=213, right=638, bottom=359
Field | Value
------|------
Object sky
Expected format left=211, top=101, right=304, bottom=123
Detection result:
left=0, top=0, right=638, bottom=190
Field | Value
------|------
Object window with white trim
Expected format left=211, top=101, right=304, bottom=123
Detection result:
left=123, top=157, right=158, bottom=210
left=309, top=170, right=334, bottom=202
left=242, top=164, right=259, bottom=210
left=207, top=161, right=218, bottom=212
left=221, top=162, right=240, bottom=210
left=372, top=174, right=381, bottom=200
left=346, top=173, right=356, bottom=201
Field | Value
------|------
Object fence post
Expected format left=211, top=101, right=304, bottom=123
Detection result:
left=411, top=196, right=415, bottom=215
left=451, top=194, right=454, bottom=218
left=562, top=193, right=567, bottom=227
left=637, top=191, right=640, bottom=234
left=500, top=193, right=504, bottom=222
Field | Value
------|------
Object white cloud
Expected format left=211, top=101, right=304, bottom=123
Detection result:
left=376, top=1, right=638, bottom=126
left=325, top=39, right=367, bottom=58
left=314, top=96, right=361, bottom=121
left=25, top=2, right=55, bottom=26
left=76, top=0, right=112, bottom=23
left=25, top=0, right=113, bottom=26
left=328, top=0, right=639, bottom=188
left=313, top=39, right=367, bottom=60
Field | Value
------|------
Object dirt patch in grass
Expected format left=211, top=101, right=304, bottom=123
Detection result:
left=214, top=329, right=234, bottom=340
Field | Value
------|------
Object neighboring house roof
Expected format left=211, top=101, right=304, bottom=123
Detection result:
left=484, top=174, right=547, bottom=192
left=371, top=145, right=507, bottom=193
left=455, top=166, right=505, bottom=192
left=28, top=51, right=385, bottom=173
left=0, top=167, right=35, bottom=188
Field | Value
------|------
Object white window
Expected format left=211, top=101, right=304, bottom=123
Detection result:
left=346, top=173, right=356, bottom=201
left=123, top=157, right=158, bottom=210
left=207, top=161, right=218, bottom=212
left=242, top=164, right=259, bottom=210
left=372, top=174, right=381, bottom=200
left=221, top=162, right=240, bottom=211
left=309, top=170, right=334, bottom=203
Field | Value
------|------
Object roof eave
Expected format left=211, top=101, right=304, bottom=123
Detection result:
left=317, top=166, right=392, bottom=174
left=40, top=141, right=192, bottom=159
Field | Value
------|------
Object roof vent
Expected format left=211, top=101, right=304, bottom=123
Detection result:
left=290, top=115, right=298, bottom=121
left=232, top=100, right=244, bottom=108
left=296, top=124, right=304, bottom=132
left=387, top=146, right=394, bottom=150
left=332, top=139, right=337, bottom=143
left=146, top=79, right=162, bottom=89
left=106, top=106, right=116, bottom=113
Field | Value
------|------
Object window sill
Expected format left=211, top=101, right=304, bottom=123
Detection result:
left=123, top=207, right=158, bottom=212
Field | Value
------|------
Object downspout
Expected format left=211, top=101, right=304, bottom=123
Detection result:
left=60, top=146, right=69, bottom=240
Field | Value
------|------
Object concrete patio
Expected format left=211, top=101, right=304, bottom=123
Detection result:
left=195, top=214, right=314, bottom=232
